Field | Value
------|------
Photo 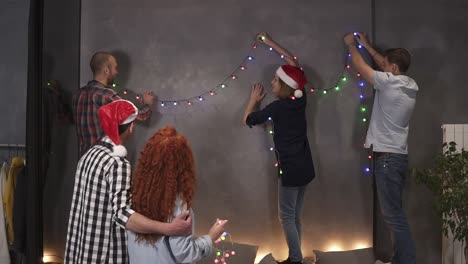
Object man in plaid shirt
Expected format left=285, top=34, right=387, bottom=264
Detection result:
left=65, top=100, right=192, bottom=264
left=73, top=51, right=155, bottom=156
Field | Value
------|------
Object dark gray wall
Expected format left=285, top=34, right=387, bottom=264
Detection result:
left=0, top=0, right=29, bottom=146
left=41, top=0, right=80, bottom=261
left=1, top=0, right=463, bottom=263
left=80, top=0, right=373, bottom=260
left=375, top=1, right=468, bottom=263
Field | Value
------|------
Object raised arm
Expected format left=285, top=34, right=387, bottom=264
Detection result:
left=344, top=33, right=375, bottom=85
left=257, top=32, right=298, bottom=67
left=355, top=32, right=385, bottom=70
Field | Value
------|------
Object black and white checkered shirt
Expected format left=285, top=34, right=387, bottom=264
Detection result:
left=65, top=136, right=135, bottom=263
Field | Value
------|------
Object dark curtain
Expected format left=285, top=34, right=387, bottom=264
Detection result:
left=25, top=0, right=44, bottom=262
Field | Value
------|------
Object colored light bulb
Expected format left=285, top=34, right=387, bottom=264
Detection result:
left=232, top=75, right=237, bottom=80
left=217, top=251, right=222, bottom=256
left=221, top=84, right=226, bottom=88
left=231, top=251, right=235, bottom=255
left=310, top=88, right=315, bottom=93
left=365, top=167, right=370, bottom=173
left=112, top=83, right=116, bottom=87
left=270, top=147, right=274, bottom=151
left=361, top=107, right=366, bottom=112
left=187, top=101, right=192, bottom=105
left=280, top=54, right=285, bottom=59
left=323, top=90, right=327, bottom=95
left=248, top=56, right=253, bottom=60
left=363, top=118, right=367, bottom=122
left=358, top=45, right=362, bottom=48
left=269, top=130, right=273, bottom=134
left=136, top=95, right=140, bottom=100
left=359, top=94, right=364, bottom=99
left=280, top=170, right=283, bottom=175
left=210, top=91, right=215, bottom=95
left=346, top=65, right=351, bottom=69
left=161, top=102, right=165, bottom=107
left=368, top=155, right=372, bottom=159
left=268, top=117, right=272, bottom=121
left=342, top=77, right=347, bottom=81
left=199, top=97, right=204, bottom=101
left=173, top=102, right=177, bottom=106
left=293, top=56, right=298, bottom=60
left=353, top=32, right=358, bottom=36
left=359, top=82, right=365, bottom=87
left=335, top=86, right=340, bottom=91
left=269, top=47, right=273, bottom=51
left=123, top=90, right=128, bottom=95
left=240, top=66, right=246, bottom=70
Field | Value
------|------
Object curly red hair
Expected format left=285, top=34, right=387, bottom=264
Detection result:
left=131, top=126, right=196, bottom=243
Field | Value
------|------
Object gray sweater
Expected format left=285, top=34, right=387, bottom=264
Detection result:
left=127, top=197, right=213, bottom=264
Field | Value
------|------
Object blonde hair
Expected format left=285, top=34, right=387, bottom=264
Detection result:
left=277, top=78, right=295, bottom=99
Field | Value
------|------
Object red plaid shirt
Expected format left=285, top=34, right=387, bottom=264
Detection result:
left=73, top=80, right=152, bottom=155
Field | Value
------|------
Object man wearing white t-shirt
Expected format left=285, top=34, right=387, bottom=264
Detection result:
left=344, top=32, right=418, bottom=264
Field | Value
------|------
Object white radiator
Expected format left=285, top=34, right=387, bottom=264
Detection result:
left=441, top=124, right=467, bottom=264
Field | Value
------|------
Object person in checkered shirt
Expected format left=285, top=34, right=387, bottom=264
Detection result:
left=65, top=100, right=192, bottom=264
left=73, top=51, right=155, bottom=156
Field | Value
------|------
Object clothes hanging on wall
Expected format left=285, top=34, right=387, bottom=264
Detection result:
left=2, top=158, right=25, bottom=245
left=0, top=162, right=11, bottom=264
left=12, top=167, right=26, bottom=255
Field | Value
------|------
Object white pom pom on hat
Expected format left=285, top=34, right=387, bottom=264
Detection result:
left=276, top=65, right=307, bottom=99
left=98, top=100, right=138, bottom=157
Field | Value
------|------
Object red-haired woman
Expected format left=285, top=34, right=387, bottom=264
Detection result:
left=127, top=126, right=228, bottom=263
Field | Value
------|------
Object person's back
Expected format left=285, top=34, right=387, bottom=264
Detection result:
left=365, top=71, right=418, bottom=154
left=73, top=51, right=154, bottom=156
left=65, top=137, right=133, bottom=264
left=127, top=126, right=227, bottom=264
left=73, top=80, right=118, bottom=155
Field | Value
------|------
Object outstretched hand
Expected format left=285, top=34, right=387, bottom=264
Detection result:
left=143, top=91, right=155, bottom=105
left=355, top=32, right=371, bottom=48
left=257, top=32, right=273, bottom=45
left=249, top=83, right=266, bottom=103
left=343, top=33, right=355, bottom=46
left=208, top=218, right=228, bottom=242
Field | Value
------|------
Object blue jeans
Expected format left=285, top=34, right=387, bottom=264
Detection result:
left=374, top=153, right=416, bottom=264
left=278, top=182, right=307, bottom=262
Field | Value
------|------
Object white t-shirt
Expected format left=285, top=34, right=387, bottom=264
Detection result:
left=364, top=71, right=418, bottom=154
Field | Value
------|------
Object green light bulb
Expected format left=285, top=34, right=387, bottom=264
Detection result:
left=361, top=107, right=366, bottom=112
left=323, top=90, right=327, bottom=95
left=363, top=118, right=367, bottom=122
left=342, top=77, right=347, bottom=81
left=335, top=86, right=340, bottom=91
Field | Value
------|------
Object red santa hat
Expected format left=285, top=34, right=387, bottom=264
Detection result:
left=276, top=65, right=307, bottom=98
left=98, top=100, right=138, bottom=157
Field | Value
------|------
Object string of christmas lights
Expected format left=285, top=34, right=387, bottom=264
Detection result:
left=113, top=33, right=373, bottom=173
left=113, top=35, right=302, bottom=106
left=213, top=231, right=235, bottom=264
